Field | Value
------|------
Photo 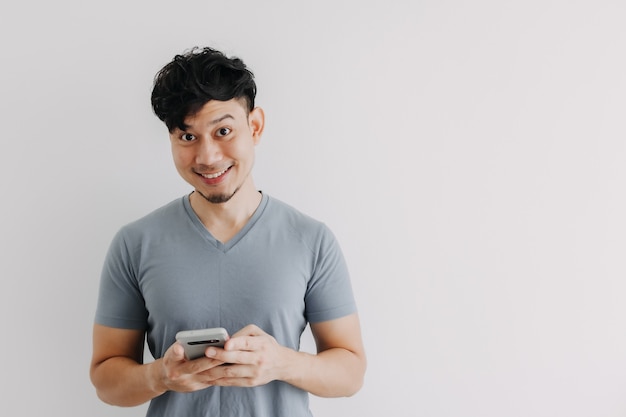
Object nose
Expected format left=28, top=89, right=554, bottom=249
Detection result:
left=195, top=137, right=223, bottom=166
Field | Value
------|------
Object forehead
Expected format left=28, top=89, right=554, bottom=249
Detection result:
left=183, top=98, right=248, bottom=129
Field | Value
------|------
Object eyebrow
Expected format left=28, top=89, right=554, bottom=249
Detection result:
left=208, top=114, right=235, bottom=126
left=181, top=113, right=235, bottom=132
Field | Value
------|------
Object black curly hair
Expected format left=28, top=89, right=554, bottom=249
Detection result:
left=151, top=46, right=257, bottom=132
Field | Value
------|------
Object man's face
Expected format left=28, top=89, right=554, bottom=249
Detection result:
left=169, top=99, right=264, bottom=204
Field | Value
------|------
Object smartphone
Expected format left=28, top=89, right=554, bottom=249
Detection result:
left=175, top=327, right=230, bottom=360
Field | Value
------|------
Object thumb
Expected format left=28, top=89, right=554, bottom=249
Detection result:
left=171, top=342, right=186, bottom=360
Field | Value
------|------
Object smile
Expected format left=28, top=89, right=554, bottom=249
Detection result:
left=199, top=167, right=230, bottom=179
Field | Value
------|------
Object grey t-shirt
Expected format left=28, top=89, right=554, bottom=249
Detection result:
left=95, top=192, right=357, bottom=417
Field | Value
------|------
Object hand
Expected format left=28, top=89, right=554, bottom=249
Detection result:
left=201, top=324, right=290, bottom=387
left=154, top=341, right=226, bottom=393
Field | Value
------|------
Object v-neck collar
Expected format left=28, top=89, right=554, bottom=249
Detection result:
left=182, top=192, right=269, bottom=252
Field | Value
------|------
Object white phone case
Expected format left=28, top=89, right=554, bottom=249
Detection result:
left=175, top=327, right=230, bottom=360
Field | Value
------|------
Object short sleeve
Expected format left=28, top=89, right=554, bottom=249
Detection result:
left=94, top=228, right=148, bottom=330
left=304, top=225, right=357, bottom=323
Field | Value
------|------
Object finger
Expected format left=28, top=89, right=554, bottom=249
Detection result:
left=184, top=356, right=225, bottom=375
left=224, top=335, right=258, bottom=352
left=208, top=374, right=253, bottom=387
left=172, top=343, right=186, bottom=360
left=230, top=324, right=264, bottom=338
left=163, top=343, right=188, bottom=367
left=206, top=346, right=256, bottom=365
left=206, top=365, right=267, bottom=387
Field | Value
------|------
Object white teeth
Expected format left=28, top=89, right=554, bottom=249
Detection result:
left=201, top=168, right=228, bottom=179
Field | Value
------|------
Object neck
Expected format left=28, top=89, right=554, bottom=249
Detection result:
left=189, top=184, right=262, bottom=242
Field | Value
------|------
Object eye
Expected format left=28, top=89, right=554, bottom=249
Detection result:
left=180, top=133, right=196, bottom=142
left=216, top=127, right=232, bottom=137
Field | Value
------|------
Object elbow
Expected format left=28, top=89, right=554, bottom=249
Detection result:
left=91, top=379, right=122, bottom=407
left=94, top=387, right=144, bottom=408
left=90, top=368, right=134, bottom=407
left=95, top=389, right=117, bottom=406
left=346, top=361, right=367, bottom=397
left=343, top=380, right=364, bottom=398
left=339, top=353, right=367, bottom=397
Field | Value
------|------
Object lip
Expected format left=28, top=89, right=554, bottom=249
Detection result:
left=196, top=166, right=232, bottom=185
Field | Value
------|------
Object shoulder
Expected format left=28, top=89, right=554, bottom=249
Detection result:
left=265, top=195, right=324, bottom=229
left=126, top=196, right=186, bottom=228
left=263, top=194, right=337, bottom=250
left=113, top=195, right=189, bottom=244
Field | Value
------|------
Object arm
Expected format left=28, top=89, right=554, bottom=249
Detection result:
left=289, top=312, right=367, bottom=397
left=203, top=313, right=367, bottom=397
left=90, top=324, right=225, bottom=406
left=90, top=324, right=163, bottom=406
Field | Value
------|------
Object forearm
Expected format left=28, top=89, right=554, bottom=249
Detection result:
left=91, top=357, right=166, bottom=407
left=281, top=347, right=366, bottom=397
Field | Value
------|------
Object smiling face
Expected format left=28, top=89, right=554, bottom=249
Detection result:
left=169, top=98, right=264, bottom=205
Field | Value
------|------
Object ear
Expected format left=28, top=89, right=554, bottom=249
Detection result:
left=248, top=107, right=265, bottom=145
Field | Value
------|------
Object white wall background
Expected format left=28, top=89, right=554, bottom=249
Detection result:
left=1, top=1, right=625, bottom=416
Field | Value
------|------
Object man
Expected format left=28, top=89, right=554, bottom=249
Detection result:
left=90, top=46, right=366, bottom=416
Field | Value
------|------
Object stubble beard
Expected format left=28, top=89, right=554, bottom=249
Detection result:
left=193, top=165, right=253, bottom=204
left=196, top=186, right=241, bottom=204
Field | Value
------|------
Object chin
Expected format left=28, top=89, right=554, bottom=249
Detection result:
left=197, top=188, right=239, bottom=204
